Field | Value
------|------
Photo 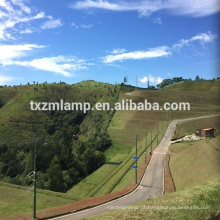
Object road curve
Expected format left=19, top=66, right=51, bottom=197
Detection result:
left=50, top=115, right=218, bottom=220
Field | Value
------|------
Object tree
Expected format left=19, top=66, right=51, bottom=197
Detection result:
left=0, top=98, right=4, bottom=108
left=47, top=156, right=65, bottom=192
left=82, top=149, right=106, bottom=175
left=195, top=75, right=200, bottom=81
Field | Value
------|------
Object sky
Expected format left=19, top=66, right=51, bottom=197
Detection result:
left=0, top=0, right=219, bottom=87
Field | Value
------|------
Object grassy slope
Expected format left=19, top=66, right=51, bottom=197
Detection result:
left=67, top=89, right=165, bottom=199
left=170, top=135, right=220, bottom=191
left=86, top=82, right=220, bottom=219
left=163, top=80, right=220, bottom=91
left=88, top=178, right=220, bottom=220
left=0, top=183, right=73, bottom=218
left=1, top=80, right=219, bottom=218
left=68, top=81, right=220, bottom=199
left=0, top=81, right=121, bottom=216
left=173, top=115, right=220, bottom=139
left=0, top=81, right=120, bottom=143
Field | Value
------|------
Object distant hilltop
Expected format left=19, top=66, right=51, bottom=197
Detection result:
left=162, top=80, right=220, bottom=92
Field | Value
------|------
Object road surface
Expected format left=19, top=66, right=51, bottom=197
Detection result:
left=50, top=115, right=218, bottom=220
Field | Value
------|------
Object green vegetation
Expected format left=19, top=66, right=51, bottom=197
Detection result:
left=67, top=81, right=220, bottom=199
left=162, top=79, right=220, bottom=91
left=170, top=135, right=220, bottom=191
left=0, top=182, right=73, bottom=218
left=169, top=141, right=194, bottom=153
left=0, top=81, right=120, bottom=192
left=0, top=80, right=220, bottom=218
left=170, top=115, right=220, bottom=191
left=173, top=115, right=220, bottom=139
left=67, top=89, right=165, bottom=199
left=88, top=178, right=220, bottom=220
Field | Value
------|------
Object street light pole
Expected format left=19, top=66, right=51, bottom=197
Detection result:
left=150, top=129, right=152, bottom=154
left=135, top=135, right=137, bottom=184
left=145, top=133, right=147, bottom=164
left=33, top=134, right=37, bottom=219
left=157, top=124, right=158, bottom=146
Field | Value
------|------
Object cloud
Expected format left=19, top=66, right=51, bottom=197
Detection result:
left=139, top=76, right=148, bottom=83
left=173, top=31, right=217, bottom=49
left=19, top=28, right=34, bottom=34
left=149, top=75, right=155, bottom=83
left=156, top=76, right=163, bottom=84
left=13, top=56, right=86, bottom=77
left=0, top=74, right=15, bottom=85
left=102, top=46, right=171, bottom=63
left=0, top=43, right=90, bottom=77
left=71, top=22, right=93, bottom=29
left=153, top=17, right=162, bottom=24
left=0, top=0, right=47, bottom=40
left=72, top=0, right=127, bottom=11
left=81, top=24, right=93, bottom=29
left=149, top=75, right=163, bottom=84
left=0, top=44, right=44, bottom=65
left=111, top=48, right=127, bottom=54
left=102, top=31, right=216, bottom=64
left=41, top=19, right=63, bottom=29
left=71, top=0, right=220, bottom=17
left=0, top=44, right=88, bottom=76
left=139, top=75, right=163, bottom=85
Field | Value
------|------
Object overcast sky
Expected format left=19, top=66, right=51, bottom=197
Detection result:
left=0, top=0, right=219, bottom=86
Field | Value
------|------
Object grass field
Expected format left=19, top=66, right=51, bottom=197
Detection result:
left=88, top=177, right=220, bottom=220
left=163, top=80, right=220, bottom=91
left=0, top=182, right=74, bottom=218
left=169, top=135, right=220, bottom=191
left=172, top=115, right=220, bottom=139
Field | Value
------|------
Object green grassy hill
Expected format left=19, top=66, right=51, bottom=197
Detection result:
left=0, top=181, right=76, bottom=218
left=163, top=80, right=220, bottom=91
left=169, top=116, right=220, bottom=191
left=89, top=178, right=220, bottom=220
left=173, top=115, right=220, bottom=139
left=170, top=136, right=220, bottom=191
left=0, top=81, right=120, bottom=192
left=0, top=80, right=220, bottom=218
left=67, top=82, right=220, bottom=200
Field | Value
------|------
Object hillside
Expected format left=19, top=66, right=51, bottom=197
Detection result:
left=162, top=80, right=220, bottom=91
left=89, top=178, right=220, bottom=220
left=67, top=81, right=220, bottom=200
left=0, top=81, right=120, bottom=192
left=170, top=135, right=220, bottom=191
left=0, top=181, right=76, bottom=218
left=172, top=115, right=220, bottom=139
left=0, top=80, right=220, bottom=218
left=169, top=115, right=220, bottom=191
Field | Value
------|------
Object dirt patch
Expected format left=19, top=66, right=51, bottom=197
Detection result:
left=165, top=154, right=175, bottom=193
left=3, top=154, right=152, bottom=220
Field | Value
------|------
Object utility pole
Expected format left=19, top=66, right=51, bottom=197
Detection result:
left=199, top=92, right=203, bottom=105
left=33, top=134, right=37, bottom=219
left=135, top=75, right=137, bottom=91
left=145, top=133, right=147, bottom=164
left=150, top=129, right=152, bottom=154
left=157, top=124, right=159, bottom=146
left=162, top=122, right=163, bottom=138
left=135, top=135, right=137, bottom=184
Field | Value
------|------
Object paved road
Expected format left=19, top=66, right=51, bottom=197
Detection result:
left=51, top=115, right=218, bottom=220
